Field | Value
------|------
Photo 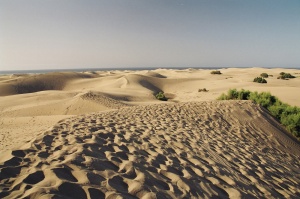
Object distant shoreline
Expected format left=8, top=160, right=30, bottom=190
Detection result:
left=1, top=66, right=299, bottom=75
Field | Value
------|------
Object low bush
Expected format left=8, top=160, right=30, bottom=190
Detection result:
left=253, top=77, right=267, bottom=83
left=260, top=73, right=269, bottom=78
left=218, top=89, right=250, bottom=100
left=278, top=72, right=296, bottom=79
left=198, top=88, right=208, bottom=92
left=211, top=70, right=222, bottom=75
left=282, top=73, right=295, bottom=78
left=155, top=92, right=167, bottom=101
left=218, top=89, right=300, bottom=139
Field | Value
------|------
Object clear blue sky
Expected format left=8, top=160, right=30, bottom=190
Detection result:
left=1, top=0, right=300, bottom=70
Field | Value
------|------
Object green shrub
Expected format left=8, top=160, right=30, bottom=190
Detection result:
left=248, top=91, right=277, bottom=108
left=217, top=89, right=250, bottom=100
left=281, top=113, right=300, bottom=137
left=238, top=89, right=251, bottom=100
left=253, top=77, right=267, bottom=83
left=278, top=72, right=296, bottom=79
left=155, top=92, right=167, bottom=101
left=218, top=93, right=228, bottom=100
left=218, top=89, right=300, bottom=139
left=268, top=103, right=288, bottom=120
left=282, top=73, right=295, bottom=78
left=211, top=70, right=222, bottom=75
left=260, top=73, right=269, bottom=78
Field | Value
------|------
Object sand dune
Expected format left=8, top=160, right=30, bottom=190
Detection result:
left=0, top=101, right=299, bottom=198
left=1, top=68, right=300, bottom=105
left=0, top=68, right=300, bottom=198
left=0, top=72, right=96, bottom=96
left=1, top=68, right=299, bottom=151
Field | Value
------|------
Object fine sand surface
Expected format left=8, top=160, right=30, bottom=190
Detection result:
left=0, top=101, right=300, bottom=198
left=0, top=68, right=300, bottom=198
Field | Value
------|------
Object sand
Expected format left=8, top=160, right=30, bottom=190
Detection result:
left=0, top=68, right=300, bottom=198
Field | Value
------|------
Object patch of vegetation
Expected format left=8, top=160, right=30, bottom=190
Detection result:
left=218, top=89, right=300, bottom=138
left=218, top=89, right=250, bottom=100
left=260, top=73, right=269, bottom=78
left=211, top=70, right=222, bottom=75
left=278, top=72, right=296, bottom=79
left=253, top=77, right=267, bottom=83
left=155, top=92, right=167, bottom=101
left=198, top=88, right=208, bottom=92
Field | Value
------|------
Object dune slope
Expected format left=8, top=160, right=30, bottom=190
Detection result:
left=0, top=101, right=299, bottom=198
left=0, top=72, right=95, bottom=96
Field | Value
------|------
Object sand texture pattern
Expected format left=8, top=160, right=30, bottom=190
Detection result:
left=1, top=68, right=300, bottom=151
left=0, top=101, right=299, bottom=198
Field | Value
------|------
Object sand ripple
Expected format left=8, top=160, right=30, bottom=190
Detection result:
left=0, top=101, right=300, bottom=198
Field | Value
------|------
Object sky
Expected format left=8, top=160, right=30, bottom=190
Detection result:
left=0, top=0, right=300, bottom=71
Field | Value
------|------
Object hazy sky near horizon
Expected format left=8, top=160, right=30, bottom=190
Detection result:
left=1, top=0, right=300, bottom=70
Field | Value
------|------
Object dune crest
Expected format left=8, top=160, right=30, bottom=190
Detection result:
left=0, top=101, right=299, bottom=198
left=80, top=91, right=130, bottom=109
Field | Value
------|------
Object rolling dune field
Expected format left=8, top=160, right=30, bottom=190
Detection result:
left=0, top=68, right=299, bottom=198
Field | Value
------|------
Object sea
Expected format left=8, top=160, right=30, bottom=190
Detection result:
left=0, top=66, right=298, bottom=75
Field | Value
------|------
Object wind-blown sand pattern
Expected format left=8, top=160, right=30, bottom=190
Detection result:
left=1, top=68, right=300, bottom=198
left=1, top=101, right=299, bottom=198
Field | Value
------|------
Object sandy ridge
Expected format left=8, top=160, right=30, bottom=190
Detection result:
left=0, top=101, right=299, bottom=198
